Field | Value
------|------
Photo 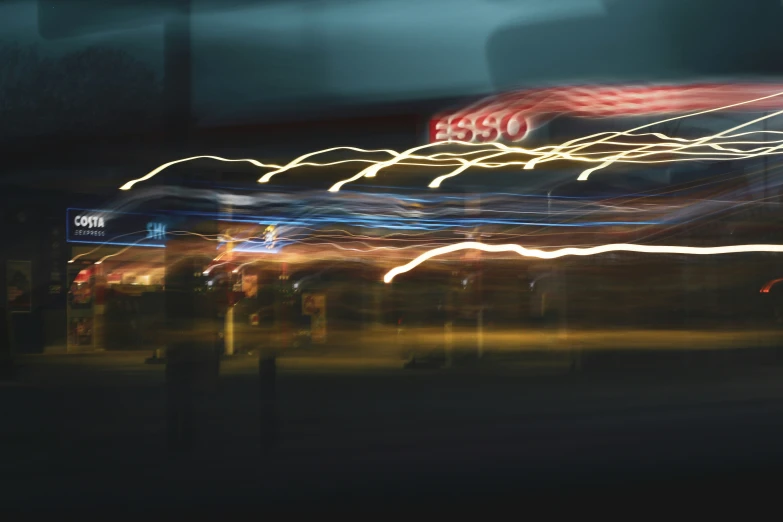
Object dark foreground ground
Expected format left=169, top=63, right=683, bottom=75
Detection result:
left=3, top=348, right=783, bottom=515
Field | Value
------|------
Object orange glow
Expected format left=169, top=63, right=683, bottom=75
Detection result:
left=760, top=278, right=783, bottom=293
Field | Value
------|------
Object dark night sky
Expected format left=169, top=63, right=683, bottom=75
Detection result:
left=3, top=0, right=783, bottom=136
left=0, top=0, right=605, bottom=132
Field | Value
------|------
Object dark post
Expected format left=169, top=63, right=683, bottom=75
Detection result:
left=258, top=266, right=290, bottom=451
left=258, top=347, right=278, bottom=451
left=160, top=0, right=223, bottom=456
left=0, top=306, right=13, bottom=380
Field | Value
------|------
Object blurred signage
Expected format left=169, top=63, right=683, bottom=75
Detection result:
left=146, top=222, right=167, bottom=241
left=112, top=285, right=147, bottom=297
left=302, top=293, right=326, bottom=343
left=429, top=83, right=783, bottom=144
left=67, top=208, right=169, bottom=247
left=302, top=294, right=322, bottom=315
left=228, top=225, right=283, bottom=254
left=69, top=317, right=93, bottom=347
left=242, top=274, right=258, bottom=298
left=7, top=260, right=32, bottom=313
left=429, top=112, right=528, bottom=144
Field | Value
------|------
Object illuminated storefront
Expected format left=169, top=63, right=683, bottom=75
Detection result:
left=66, top=208, right=171, bottom=351
left=62, top=82, right=783, bottom=353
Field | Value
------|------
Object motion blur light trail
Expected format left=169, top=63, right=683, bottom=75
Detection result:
left=760, top=277, right=783, bottom=293
left=527, top=87, right=783, bottom=177
left=67, top=229, right=167, bottom=263
left=432, top=83, right=783, bottom=144
left=103, top=167, right=783, bottom=271
left=119, top=156, right=282, bottom=191
left=118, top=87, right=783, bottom=191
left=119, top=146, right=508, bottom=190
left=256, top=146, right=499, bottom=184
left=575, top=110, right=783, bottom=181
left=120, top=129, right=783, bottom=191
left=383, top=242, right=783, bottom=283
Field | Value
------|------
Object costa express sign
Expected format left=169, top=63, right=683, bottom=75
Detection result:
left=67, top=208, right=169, bottom=247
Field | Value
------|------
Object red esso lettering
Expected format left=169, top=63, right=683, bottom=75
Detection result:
left=451, top=116, right=474, bottom=142
left=500, top=112, right=528, bottom=141
left=431, top=112, right=528, bottom=143
left=474, top=115, right=500, bottom=143
left=431, top=119, right=450, bottom=142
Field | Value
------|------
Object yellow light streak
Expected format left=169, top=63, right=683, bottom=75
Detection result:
left=120, top=124, right=783, bottom=191
left=427, top=150, right=514, bottom=188
left=67, top=230, right=161, bottom=263
left=577, top=105, right=783, bottom=180
left=525, top=88, right=783, bottom=173
left=118, top=87, right=783, bottom=193
left=120, top=146, right=512, bottom=190
left=326, top=143, right=496, bottom=192
left=382, top=242, right=783, bottom=283
left=95, top=245, right=134, bottom=265
left=119, top=156, right=284, bottom=191
left=259, top=146, right=397, bottom=182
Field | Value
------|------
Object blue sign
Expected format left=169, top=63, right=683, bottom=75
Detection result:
left=66, top=208, right=170, bottom=248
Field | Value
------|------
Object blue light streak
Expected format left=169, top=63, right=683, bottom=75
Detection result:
left=167, top=209, right=664, bottom=230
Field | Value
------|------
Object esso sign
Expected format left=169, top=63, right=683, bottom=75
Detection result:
left=429, top=111, right=529, bottom=144
left=428, top=83, right=783, bottom=146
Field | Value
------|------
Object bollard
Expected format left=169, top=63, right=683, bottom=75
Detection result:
left=0, top=306, right=15, bottom=380
left=477, top=309, right=484, bottom=359
left=444, top=321, right=453, bottom=368
left=224, top=307, right=234, bottom=357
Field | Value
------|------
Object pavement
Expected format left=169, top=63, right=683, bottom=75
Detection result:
left=4, top=338, right=783, bottom=514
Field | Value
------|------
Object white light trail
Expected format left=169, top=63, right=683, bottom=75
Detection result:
left=117, top=87, right=783, bottom=193
left=120, top=156, right=283, bottom=191
left=527, top=88, right=783, bottom=175
left=383, top=241, right=783, bottom=283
